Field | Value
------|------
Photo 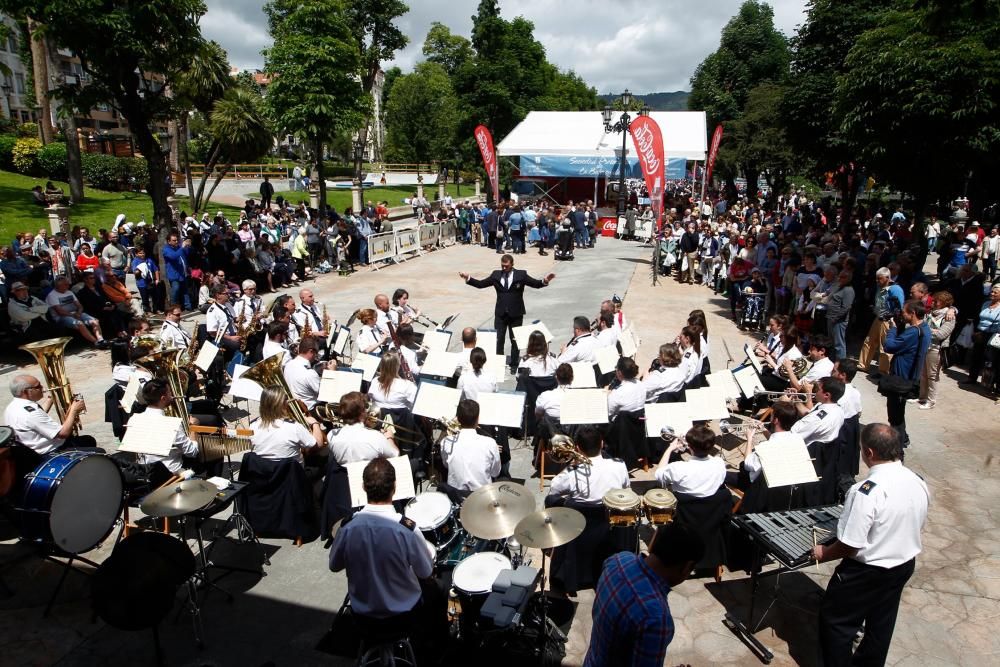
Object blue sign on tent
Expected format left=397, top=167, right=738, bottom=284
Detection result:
left=518, top=155, right=686, bottom=180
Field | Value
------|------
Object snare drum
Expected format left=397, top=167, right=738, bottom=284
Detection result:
left=602, top=488, right=641, bottom=527
left=643, top=488, right=677, bottom=525
left=453, top=551, right=512, bottom=627
left=18, top=451, right=124, bottom=554
left=405, top=492, right=459, bottom=551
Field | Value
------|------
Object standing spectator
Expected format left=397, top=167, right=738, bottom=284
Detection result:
left=963, top=283, right=1000, bottom=395
left=292, top=164, right=303, bottom=191
left=916, top=291, right=955, bottom=410
left=507, top=206, right=524, bottom=254
left=354, top=212, right=372, bottom=265
left=101, top=232, right=128, bottom=280
left=74, top=243, right=100, bottom=273
left=859, top=268, right=905, bottom=374
left=162, top=233, right=191, bottom=310
left=825, top=270, right=856, bottom=361
left=882, top=300, right=931, bottom=448
left=678, top=223, right=699, bottom=284
left=981, top=225, right=1000, bottom=281
left=259, top=175, right=274, bottom=210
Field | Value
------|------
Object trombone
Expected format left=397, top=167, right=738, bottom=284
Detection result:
left=753, top=389, right=814, bottom=403
left=719, top=418, right=766, bottom=436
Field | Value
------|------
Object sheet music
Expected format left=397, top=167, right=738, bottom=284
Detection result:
left=512, top=321, right=554, bottom=349
left=477, top=391, right=526, bottom=428
left=421, top=329, right=452, bottom=353
left=484, top=354, right=507, bottom=381
left=420, top=350, right=461, bottom=378
left=318, top=369, right=363, bottom=403
left=594, top=346, right=621, bottom=374
left=345, top=455, right=415, bottom=506
left=475, top=329, right=498, bottom=356
left=560, top=388, right=609, bottom=425
left=754, top=440, right=819, bottom=488
left=351, top=353, right=382, bottom=382
left=744, top=343, right=764, bottom=375
left=229, top=364, right=263, bottom=401
left=618, top=326, right=638, bottom=357
left=194, top=341, right=220, bottom=372
left=412, top=382, right=462, bottom=419
left=684, top=386, right=731, bottom=421
left=733, top=365, right=765, bottom=398
left=331, top=327, right=352, bottom=356
left=707, top=370, right=742, bottom=400
left=120, top=375, right=141, bottom=412
left=119, top=412, right=183, bottom=456
left=568, top=362, right=598, bottom=388
left=644, top=403, right=693, bottom=438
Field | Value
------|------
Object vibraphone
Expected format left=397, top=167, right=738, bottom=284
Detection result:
left=723, top=505, right=844, bottom=664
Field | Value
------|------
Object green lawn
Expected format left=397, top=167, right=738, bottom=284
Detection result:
left=0, top=170, right=242, bottom=241
left=253, top=182, right=472, bottom=212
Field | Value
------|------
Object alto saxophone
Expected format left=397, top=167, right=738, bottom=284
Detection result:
left=321, top=303, right=330, bottom=335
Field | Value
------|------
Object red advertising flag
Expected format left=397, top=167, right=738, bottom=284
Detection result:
left=705, top=124, right=724, bottom=185
left=474, top=124, right=499, bottom=201
left=628, top=115, right=665, bottom=228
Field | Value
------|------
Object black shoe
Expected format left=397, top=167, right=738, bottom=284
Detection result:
left=539, top=251, right=548, bottom=256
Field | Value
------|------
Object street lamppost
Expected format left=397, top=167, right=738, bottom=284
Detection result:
left=601, top=90, right=649, bottom=219
left=352, top=137, right=366, bottom=213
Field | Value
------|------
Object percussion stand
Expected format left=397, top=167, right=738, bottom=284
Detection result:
left=4, top=544, right=102, bottom=617
left=530, top=549, right=567, bottom=662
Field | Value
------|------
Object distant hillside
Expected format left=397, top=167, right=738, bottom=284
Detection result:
left=599, top=91, right=691, bottom=111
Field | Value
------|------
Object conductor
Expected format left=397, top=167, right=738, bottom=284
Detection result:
left=459, top=253, right=555, bottom=371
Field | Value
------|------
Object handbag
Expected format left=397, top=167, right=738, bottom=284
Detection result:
left=877, top=326, right=924, bottom=399
left=956, top=322, right=974, bottom=348
left=989, top=333, right=1000, bottom=349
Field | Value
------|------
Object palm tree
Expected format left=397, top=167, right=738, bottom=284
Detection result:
left=200, top=86, right=273, bottom=208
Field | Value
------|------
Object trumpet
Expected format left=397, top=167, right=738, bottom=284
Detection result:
left=753, top=389, right=814, bottom=403
left=439, top=416, right=461, bottom=436
left=547, top=434, right=591, bottom=466
left=312, top=403, right=419, bottom=438
left=719, top=418, right=766, bottom=436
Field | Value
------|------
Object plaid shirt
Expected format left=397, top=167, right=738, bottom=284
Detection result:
left=583, top=553, right=675, bottom=667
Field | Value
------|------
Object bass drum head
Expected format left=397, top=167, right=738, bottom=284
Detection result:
left=453, top=552, right=511, bottom=596
left=0, top=425, right=14, bottom=448
left=50, top=454, right=123, bottom=554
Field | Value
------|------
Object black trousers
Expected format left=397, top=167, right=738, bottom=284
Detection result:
left=885, top=392, right=909, bottom=446
left=819, top=557, right=915, bottom=667
left=495, top=313, right=522, bottom=369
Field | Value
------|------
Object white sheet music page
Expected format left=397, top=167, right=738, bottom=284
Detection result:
left=595, top=346, right=621, bottom=375
left=684, top=387, right=731, bottom=421
left=733, top=365, right=765, bottom=398
left=484, top=354, right=507, bottom=381
left=707, top=370, right=742, bottom=400
left=351, top=353, right=382, bottom=381
left=119, top=412, right=184, bottom=456
left=194, top=341, right=220, bottom=372
left=420, top=350, right=461, bottom=378
left=421, top=329, right=452, bottom=353
left=229, top=364, right=263, bottom=401
left=476, top=330, right=498, bottom=356
left=120, top=374, right=141, bottom=412
left=560, top=388, right=609, bottom=425
left=412, top=383, right=462, bottom=419
left=318, top=369, right=363, bottom=404
left=744, top=343, right=764, bottom=375
left=512, top=321, right=554, bottom=349
left=477, top=391, right=526, bottom=428
left=644, top=403, right=693, bottom=438
left=754, top=440, right=819, bottom=488
left=568, top=362, right=597, bottom=388
left=618, top=326, right=638, bottom=357
left=346, top=455, right=415, bottom=506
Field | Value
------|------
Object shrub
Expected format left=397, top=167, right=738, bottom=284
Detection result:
left=81, top=152, right=123, bottom=190
left=37, top=142, right=69, bottom=181
left=12, top=137, right=43, bottom=175
left=123, top=157, right=149, bottom=191
left=17, top=122, right=39, bottom=139
left=0, top=134, right=17, bottom=170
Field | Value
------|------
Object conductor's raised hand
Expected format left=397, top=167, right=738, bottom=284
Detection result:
left=459, top=271, right=470, bottom=281
left=543, top=273, right=555, bottom=284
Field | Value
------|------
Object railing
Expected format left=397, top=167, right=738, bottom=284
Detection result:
left=178, top=163, right=290, bottom=180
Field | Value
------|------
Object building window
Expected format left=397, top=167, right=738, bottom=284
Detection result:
left=20, top=110, right=30, bottom=123
left=15, top=73, right=25, bottom=95
left=8, top=33, right=17, bottom=53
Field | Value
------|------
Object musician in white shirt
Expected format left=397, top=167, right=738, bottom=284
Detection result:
left=355, top=308, right=389, bottom=354
left=833, top=358, right=862, bottom=419
left=206, top=285, right=240, bottom=351
left=367, top=350, right=417, bottom=411
left=677, top=325, right=702, bottom=385
left=754, top=315, right=789, bottom=360
left=293, top=288, right=327, bottom=341
left=548, top=427, right=629, bottom=505
left=395, top=323, right=423, bottom=376
left=328, top=392, right=398, bottom=464
left=283, top=338, right=331, bottom=409
left=557, top=316, right=599, bottom=364
left=137, top=379, right=199, bottom=474
left=607, top=357, right=645, bottom=418
left=440, top=399, right=500, bottom=492
left=251, top=386, right=325, bottom=465
left=594, top=313, right=619, bottom=349
left=740, top=401, right=804, bottom=485
left=785, top=334, right=835, bottom=392
left=641, top=344, right=686, bottom=402
left=457, top=348, right=497, bottom=402
left=791, top=376, right=846, bottom=445
left=374, top=293, right=402, bottom=330
left=601, top=298, right=628, bottom=334
left=232, top=280, right=263, bottom=321
left=535, top=363, right=574, bottom=422
left=391, top=288, right=421, bottom=325
left=517, top=330, right=557, bottom=377
left=263, top=321, right=290, bottom=363
left=158, top=305, right=192, bottom=350
left=654, top=425, right=727, bottom=498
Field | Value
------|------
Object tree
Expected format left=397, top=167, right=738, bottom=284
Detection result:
left=422, top=22, right=472, bottom=77
left=535, top=68, right=601, bottom=111
left=729, top=84, right=799, bottom=209
left=264, top=0, right=367, bottom=208
left=199, top=87, right=273, bottom=208
left=384, top=62, right=458, bottom=168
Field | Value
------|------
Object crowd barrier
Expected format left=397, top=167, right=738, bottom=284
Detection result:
left=362, top=222, right=461, bottom=269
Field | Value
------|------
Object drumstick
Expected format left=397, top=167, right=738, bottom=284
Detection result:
left=812, top=527, right=820, bottom=573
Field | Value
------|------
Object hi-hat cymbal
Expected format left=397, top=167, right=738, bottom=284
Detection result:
left=459, top=481, right=536, bottom=540
left=140, top=480, right=218, bottom=517
left=513, top=508, right=586, bottom=549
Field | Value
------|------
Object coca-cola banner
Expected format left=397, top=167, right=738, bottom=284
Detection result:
left=474, top=125, right=499, bottom=202
left=705, top=124, right=724, bottom=186
left=628, top=115, right=665, bottom=224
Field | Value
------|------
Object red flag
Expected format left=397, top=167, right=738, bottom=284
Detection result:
left=628, top=115, right=665, bottom=229
left=705, top=124, right=724, bottom=186
left=474, top=125, right=499, bottom=202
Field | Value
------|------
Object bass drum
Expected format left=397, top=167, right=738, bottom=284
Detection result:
left=0, top=426, right=16, bottom=498
left=18, top=451, right=124, bottom=554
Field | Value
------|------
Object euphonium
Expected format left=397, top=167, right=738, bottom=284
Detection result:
left=547, top=434, right=591, bottom=466
left=136, top=348, right=190, bottom=432
left=20, top=337, right=79, bottom=435
left=241, top=352, right=311, bottom=428
left=440, top=416, right=461, bottom=436
left=778, top=357, right=811, bottom=380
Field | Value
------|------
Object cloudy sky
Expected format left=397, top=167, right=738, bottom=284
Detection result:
left=202, top=0, right=808, bottom=93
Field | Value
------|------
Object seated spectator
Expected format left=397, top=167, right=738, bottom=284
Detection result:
left=7, top=282, right=56, bottom=340
left=31, top=185, right=46, bottom=207
left=74, top=243, right=100, bottom=273
left=46, top=275, right=108, bottom=348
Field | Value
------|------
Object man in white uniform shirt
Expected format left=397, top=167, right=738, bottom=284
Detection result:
left=784, top=334, right=835, bottom=393
left=205, top=285, right=240, bottom=355
left=374, top=293, right=401, bottom=330
left=293, top=288, right=327, bottom=338
left=328, top=392, right=398, bottom=464
left=547, top=428, right=629, bottom=504
left=440, top=400, right=500, bottom=493
left=814, top=424, right=929, bottom=667
left=832, top=358, right=862, bottom=419
left=535, top=364, right=574, bottom=437
left=791, top=376, right=846, bottom=445
left=263, top=321, right=290, bottom=363
left=232, top=280, right=263, bottom=321
left=158, top=305, right=192, bottom=350
left=654, top=425, right=726, bottom=497
left=137, top=379, right=199, bottom=473
left=594, top=312, right=618, bottom=349
left=282, top=338, right=330, bottom=409
left=739, top=402, right=804, bottom=485
left=4, top=374, right=95, bottom=454
left=456, top=327, right=477, bottom=375
left=558, top=316, right=599, bottom=364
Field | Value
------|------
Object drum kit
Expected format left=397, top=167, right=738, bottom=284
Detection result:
left=601, top=486, right=677, bottom=552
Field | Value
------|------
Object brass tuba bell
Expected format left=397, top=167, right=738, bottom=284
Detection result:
left=547, top=434, right=591, bottom=466
left=20, top=337, right=79, bottom=435
left=241, top=351, right=311, bottom=428
left=135, top=348, right=190, bottom=431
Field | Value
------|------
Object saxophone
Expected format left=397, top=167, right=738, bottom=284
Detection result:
left=184, top=324, right=201, bottom=369
left=321, top=303, right=330, bottom=335
left=301, top=314, right=312, bottom=341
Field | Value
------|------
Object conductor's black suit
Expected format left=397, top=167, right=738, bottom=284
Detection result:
left=465, top=268, right=548, bottom=368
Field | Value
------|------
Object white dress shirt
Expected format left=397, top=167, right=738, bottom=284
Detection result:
left=839, top=383, right=862, bottom=419
left=558, top=333, right=599, bottom=364
left=233, top=295, right=263, bottom=321
left=457, top=370, right=497, bottom=402
left=206, top=302, right=236, bottom=338
left=399, top=345, right=421, bottom=376
left=595, top=327, right=618, bottom=349
left=535, top=385, right=569, bottom=420
left=680, top=348, right=700, bottom=384
left=251, top=419, right=317, bottom=465
left=159, top=320, right=191, bottom=350
left=283, top=356, right=321, bottom=408
left=791, top=402, right=845, bottom=445
left=655, top=455, right=727, bottom=498
left=329, top=422, right=396, bottom=464
left=440, top=428, right=501, bottom=491
left=262, top=338, right=290, bottom=364
left=140, top=406, right=199, bottom=473
left=294, top=303, right=324, bottom=332
left=550, top=456, right=630, bottom=504
left=517, top=353, right=557, bottom=377
left=3, top=397, right=65, bottom=455
left=358, top=324, right=386, bottom=353
left=368, top=378, right=417, bottom=411
left=641, top=365, right=687, bottom=402
left=743, top=430, right=806, bottom=483
left=607, top=380, right=645, bottom=418
left=375, top=308, right=399, bottom=331
left=801, top=357, right=834, bottom=383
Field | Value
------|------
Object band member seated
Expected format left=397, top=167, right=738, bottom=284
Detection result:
left=607, top=357, right=644, bottom=419
left=677, top=325, right=703, bottom=386
left=736, top=401, right=803, bottom=489
left=791, top=376, right=846, bottom=445
left=535, top=363, right=574, bottom=438
left=233, top=280, right=263, bottom=321
left=251, top=386, right=326, bottom=467
left=654, top=425, right=726, bottom=498
left=137, top=379, right=199, bottom=474
left=263, top=322, right=290, bottom=363
left=4, top=374, right=99, bottom=454
left=269, top=296, right=300, bottom=351
left=517, top=330, right=557, bottom=377
left=834, top=358, right=862, bottom=420
left=547, top=427, right=629, bottom=505
left=206, top=284, right=240, bottom=355
left=641, top=344, right=686, bottom=402
left=594, top=312, right=618, bottom=349
left=784, top=334, right=835, bottom=392
left=395, top=323, right=423, bottom=375
left=283, top=337, right=332, bottom=410
left=374, top=292, right=403, bottom=329
left=159, top=304, right=192, bottom=350
left=392, top=288, right=422, bottom=324
left=7, top=282, right=56, bottom=341
left=328, top=392, right=398, bottom=464
left=439, top=399, right=500, bottom=494
left=558, top=315, right=599, bottom=364
left=754, top=315, right=789, bottom=360
left=356, top=308, right=389, bottom=354
left=293, top=288, right=327, bottom=344
left=367, top=351, right=417, bottom=412
left=457, top=327, right=478, bottom=374
left=760, top=326, right=803, bottom=392
left=457, top=348, right=497, bottom=401
left=329, top=457, right=446, bottom=652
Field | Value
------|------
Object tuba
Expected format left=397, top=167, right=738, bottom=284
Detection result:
left=547, top=434, right=591, bottom=466
left=136, top=348, right=190, bottom=432
left=241, top=351, right=311, bottom=429
left=20, top=337, right=79, bottom=435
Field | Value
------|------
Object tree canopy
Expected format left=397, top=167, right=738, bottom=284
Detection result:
left=384, top=62, right=459, bottom=167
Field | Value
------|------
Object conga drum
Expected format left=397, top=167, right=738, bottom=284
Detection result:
left=643, top=488, right=677, bottom=525
left=602, top=488, right=641, bottom=527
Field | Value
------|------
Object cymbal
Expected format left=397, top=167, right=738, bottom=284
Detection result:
left=459, top=481, right=536, bottom=540
left=513, top=508, right=586, bottom=550
left=140, top=480, right=218, bottom=517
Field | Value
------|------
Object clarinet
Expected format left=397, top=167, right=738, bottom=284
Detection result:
left=386, top=320, right=415, bottom=382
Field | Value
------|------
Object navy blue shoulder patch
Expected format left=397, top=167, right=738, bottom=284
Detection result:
left=399, top=516, right=416, bottom=531
left=24, top=405, right=35, bottom=412
left=859, top=480, right=876, bottom=495
left=817, top=410, right=827, bottom=419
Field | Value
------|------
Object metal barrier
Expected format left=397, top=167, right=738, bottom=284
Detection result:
left=438, top=220, right=457, bottom=246
left=418, top=223, right=440, bottom=249
left=396, top=228, right=420, bottom=256
left=368, top=231, right=397, bottom=265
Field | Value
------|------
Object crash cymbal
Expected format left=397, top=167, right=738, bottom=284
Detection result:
left=140, top=480, right=218, bottom=517
left=459, top=481, right=536, bottom=540
left=513, top=508, right=586, bottom=550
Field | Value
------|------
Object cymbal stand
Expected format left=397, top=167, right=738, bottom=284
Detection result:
left=532, top=549, right=567, bottom=662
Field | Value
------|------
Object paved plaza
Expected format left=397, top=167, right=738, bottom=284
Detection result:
left=1, top=237, right=998, bottom=666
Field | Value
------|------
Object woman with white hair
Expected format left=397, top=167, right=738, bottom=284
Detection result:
left=233, top=279, right=262, bottom=321
left=291, top=225, right=308, bottom=280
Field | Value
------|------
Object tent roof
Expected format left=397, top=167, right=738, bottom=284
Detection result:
left=496, top=110, right=707, bottom=161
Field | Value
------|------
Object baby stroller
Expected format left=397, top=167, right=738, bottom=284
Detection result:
left=738, top=288, right=767, bottom=330
left=555, top=219, right=575, bottom=261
